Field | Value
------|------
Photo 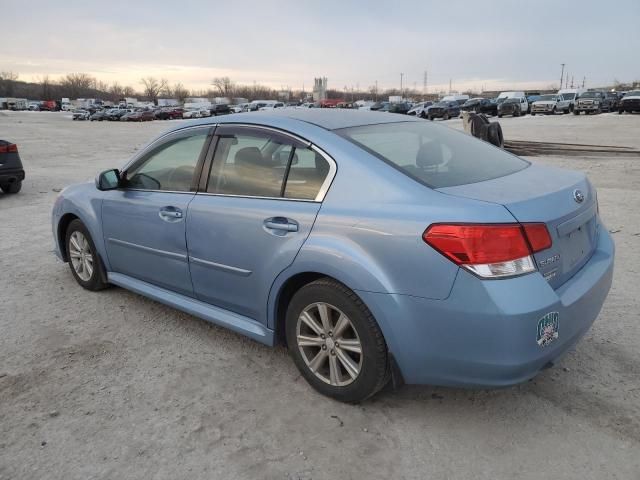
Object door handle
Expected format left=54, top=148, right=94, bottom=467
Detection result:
left=159, top=207, right=183, bottom=221
left=264, top=217, right=298, bottom=232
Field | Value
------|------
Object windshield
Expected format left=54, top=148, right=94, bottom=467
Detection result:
left=336, top=122, right=528, bottom=189
left=504, top=98, right=519, bottom=104
left=538, top=95, right=557, bottom=101
left=625, top=91, right=640, bottom=97
left=561, top=93, right=576, bottom=100
left=580, top=92, right=600, bottom=98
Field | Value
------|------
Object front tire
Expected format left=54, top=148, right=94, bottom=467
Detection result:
left=65, top=219, right=108, bottom=291
left=285, top=278, right=389, bottom=403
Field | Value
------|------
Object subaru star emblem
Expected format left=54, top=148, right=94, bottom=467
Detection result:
left=573, top=189, right=585, bottom=203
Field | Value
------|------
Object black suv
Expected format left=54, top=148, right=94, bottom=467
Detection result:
left=426, top=101, right=461, bottom=120
left=0, top=140, right=25, bottom=194
left=460, top=98, right=498, bottom=116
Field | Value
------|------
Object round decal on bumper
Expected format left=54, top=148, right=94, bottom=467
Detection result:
left=537, top=312, right=559, bottom=347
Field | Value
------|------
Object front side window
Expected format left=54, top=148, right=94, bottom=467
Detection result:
left=125, top=130, right=209, bottom=191
left=336, top=121, right=528, bottom=189
left=206, top=128, right=331, bottom=200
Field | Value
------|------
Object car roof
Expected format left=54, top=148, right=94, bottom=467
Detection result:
left=190, top=109, right=422, bottom=131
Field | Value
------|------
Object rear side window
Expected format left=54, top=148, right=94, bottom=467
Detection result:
left=206, top=128, right=331, bottom=200
left=336, top=122, right=528, bottom=188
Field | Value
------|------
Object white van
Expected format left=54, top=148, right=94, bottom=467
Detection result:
left=497, top=91, right=528, bottom=114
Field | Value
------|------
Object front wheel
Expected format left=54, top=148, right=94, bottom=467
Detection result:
left=65, top=219, right=109, bottom=291
left=443, top=112, right=450, bottom=120
left=285, top=278, right=389, bottom=403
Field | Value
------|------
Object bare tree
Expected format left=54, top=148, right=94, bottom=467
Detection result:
left=140, top=77, right=168, bottom=105
left=37, top=75, right=54, bottom=99
left=211, top=77, right=234, bottom=97
left=122, top=85, right=136, bottom=97
left=0, top=71, right=19, bottom=96
left=59, top=73, right=95, bottom=98
left=173, top=82, right=190, bottom=103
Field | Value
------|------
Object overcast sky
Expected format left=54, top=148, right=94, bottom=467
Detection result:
left=1, top=0, right=638, bottom=93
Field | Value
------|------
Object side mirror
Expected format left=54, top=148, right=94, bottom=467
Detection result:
left=96, top=169, right=120, bottom=191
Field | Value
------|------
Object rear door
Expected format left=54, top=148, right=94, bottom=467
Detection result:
left=186, top=125, right=335, bottom=323
left=101, top=126, right=212, bottom=296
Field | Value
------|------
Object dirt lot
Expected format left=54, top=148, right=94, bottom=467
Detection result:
left=1, top=111, right=639, bottom=480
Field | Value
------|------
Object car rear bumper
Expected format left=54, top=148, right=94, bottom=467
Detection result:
left=0, top=168, right=25, bottom=183
left=357, top=226, right=614, bottom=387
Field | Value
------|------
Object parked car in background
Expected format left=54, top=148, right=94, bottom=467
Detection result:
left=72, top=109, right=90, bottom=121
left=52, top=110, right=614, bottom=402
left=388, top=102, right=412, bottom=114
left=369, top=101, right=389, bottom=111
left=0, top=139, right=25, bottom=194
left=124, top=110, right=155, bottom=122
left=199, top=108, right=212, bottom=117
left=426, top=101, right=461, bottom=120
left=155, top=107, right=183, bottom=120
left=496, top=92, right=528, bottom=115
left=407, top=101, right=434, bottom=117
left=107, top=109, right=130, bottom=121
left=28, top=102, right=40, bottom=111
left=259, top=102, right=285, bottom=110
left=460, top=98, right=498, bottom=116
left=90, top=111, right=109, bottom=121
left=605, top=92, right=620, bottom=111
left=182, top=109, right=202, bottom=119
left=210, top=104, right=231, bottom=116
left=574, top=91, right=611, bottom=114
left=617, top=90, right=640, bottom=113
left=556, top=88, right=585, bottom=113
left=498, top=98, right=524, bottom=117
left=530, top=94, right=561, bottom=115
left=230, top=103, right=248, bottom=113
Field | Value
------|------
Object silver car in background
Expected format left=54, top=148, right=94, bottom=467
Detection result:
left=531, top=94, right=561, bottom=115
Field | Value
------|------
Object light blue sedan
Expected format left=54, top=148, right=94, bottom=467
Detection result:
left=52, top=110, right=614, bottom=402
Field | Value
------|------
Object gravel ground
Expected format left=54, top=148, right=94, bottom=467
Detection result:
left=1, top=111, right=639, bottom=480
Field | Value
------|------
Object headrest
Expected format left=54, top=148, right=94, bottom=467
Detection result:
left=235, top=147, right=263, bottom=167
left=416, top=141, right=443, bottom=168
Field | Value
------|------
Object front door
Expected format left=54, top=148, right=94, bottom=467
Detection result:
left=186, top=125, right=334, bottom=323
left=102, top=126, right=212, bottom=296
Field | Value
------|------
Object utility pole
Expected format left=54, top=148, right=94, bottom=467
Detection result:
left=560, top=63, right=565, bottom=90
left=449, top=78, right=452, bottom=94
left=400, top=73, right=404, bottom=98
left=570, top=76, right=574, bottom=88
left=582, top=76, right=586, bottom=88
left=423, top=70, right=428, bottom=96
left=375, top=80, right=378, bottom=102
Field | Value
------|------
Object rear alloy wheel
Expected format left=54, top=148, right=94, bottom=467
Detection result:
left=286, top=278, right=389, bottom=402
left=65, top=219, right=108, bottom=291
left=0, top=180, right=21, bottom=194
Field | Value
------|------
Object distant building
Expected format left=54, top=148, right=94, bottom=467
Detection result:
left=313, top=77, right=327, bottom=102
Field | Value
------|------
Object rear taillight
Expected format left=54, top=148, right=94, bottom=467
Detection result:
left=0, top=143, right=18, bottom=153
left=423, top=223, right=552, bottom=279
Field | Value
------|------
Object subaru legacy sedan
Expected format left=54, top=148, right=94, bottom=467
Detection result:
left=52, top=110, right=614, bottom=402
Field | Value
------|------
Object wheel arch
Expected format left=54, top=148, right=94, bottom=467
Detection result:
left=57, top=212, right=80, bottom=262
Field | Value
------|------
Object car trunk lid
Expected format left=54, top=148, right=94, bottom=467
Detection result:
left=437, top=163, right=598, bottom=289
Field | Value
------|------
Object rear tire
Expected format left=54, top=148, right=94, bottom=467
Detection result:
left=0, top=180, right=21, bottom=194
left=65, top=219, right=109, bottom=291
left=285, top=278, right=390, bottom=403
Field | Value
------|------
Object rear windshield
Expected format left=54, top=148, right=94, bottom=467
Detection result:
left=335, top=121, right=529, bottom=188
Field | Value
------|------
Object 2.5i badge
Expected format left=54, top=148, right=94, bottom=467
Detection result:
left=537, top=312, right=559, bottom=347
